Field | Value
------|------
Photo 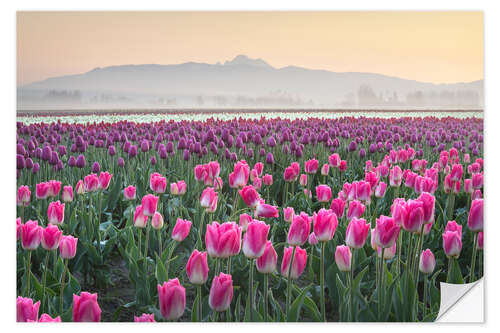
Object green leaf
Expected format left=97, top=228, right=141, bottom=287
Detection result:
left=191, top=291, right=200, bottom=322
left=155, top=254, right=168, bottom=284
left=447, top=258, right=464, bottom=284
left=287, top=285, right=312, bottom=322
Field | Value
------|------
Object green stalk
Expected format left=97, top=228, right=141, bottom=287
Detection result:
left=320, top=242, right=326, bottom=322
left=263, top=274, right=269, bottom=322
left=197, top=285, right=202, bottom=322
left=469, top=233, right=478, bottom=283
left=165, top=241, right=179, bottom=279
left=249, top=259, right=255, bottom=321
left=25, top=251, right=32, bottom=297
left=198, top=210, right=206, bottom=250
left=59, top=259, right=68, bottom=314
left=286, top=246, right=296, bottom=320
left=350, top=248, right=356, bottom=321
left=144, top=223, right=151, bottom=259
left=157, top=229, right=163, bottom=257
left=378, top=248, right=385, bottom=321
left=423, top=276, right=428, bottom=319
left=414, top=225, right=425, bottom=281
left=446, top=257, right=453, bottom=283
left=96, top=191, right=102, bottom=253
left=138, top=228, right=142, bottom=258
left=41, top=251, right=50, bottom=312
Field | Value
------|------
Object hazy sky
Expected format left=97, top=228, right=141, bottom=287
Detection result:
left=17, top=11, right=483, bottom=86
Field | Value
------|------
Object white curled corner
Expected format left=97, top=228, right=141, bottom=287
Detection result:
left=435, top=278, right=484, bottom=322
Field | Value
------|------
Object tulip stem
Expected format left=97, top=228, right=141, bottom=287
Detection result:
left=320, top=242, right=326, bottom=322
left=41, top=251, right=50, bottom=312
left=423, top=275, right=428, bottom=319
left=378, top=248, right=385, bottom=321
left=198, top=210, right=206, bottom=250
left=157, top=229, right=163, bottom=257
left=25, top=251, right=32, bottom=297
left=137, top=228, right=142, bottom=259
left=249, top=259, right=255, bottom=321
left=197, top=285, right=202, bottom=322
left=144, top=223, right=151, bottom=261
left=286, top=246, right=296, bottom=321
left=469, top=233, right=478, bottom=283
left=263, top=274, right=269, bottom=322
left=165, top=241, right=178, bottom=280
left=350, top=248, right=356, bottom=321
left=96, top=191, right=103, bottom=253
left=446, top=258, right=453, bottom=283
left=414, top=225, right=425, bottom=281
left=59, top=259, right=68, bottom=314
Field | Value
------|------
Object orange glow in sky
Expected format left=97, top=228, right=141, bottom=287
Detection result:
left=17, top=11, right=483, bottom=86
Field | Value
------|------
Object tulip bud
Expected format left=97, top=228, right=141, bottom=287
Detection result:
left=41, top=224, right=63, bottom=250
left=281, top=246, right=307, bottom=279
left=335, top=245, right=352, bottom=272
left=133, top=205, right=148, bottom=228
left=283, top=207, right=295, bottom=223
left=313, top=208, right=338, bottom=242
left=299, top=174, right=308, bottom=186
left=316, top=185, right=332, bottom=203
left=76, top=180, right=85, bottom=195
left=186, top=250, right=209, bottom=285
left=72, top=292, right=101, bottom=322
left=157, top=279, right=186, bottom=320
left=172, top=218, right=192, bottom=242
left=477, top=231, right=483, bottom=250
left=345, top=218, right=370, bottom=249
left=209, top=273, right=233, bottom=312
left=59, top=235, right=78, bottom=259
left=442, top=231, right=462, bottom=258
left=238, top=213, right=252, bottom=232
left=62, top=186, right=73, bottom=202
left=239, top=185, right=261, bottom=208
left=321, top=163, right=329, bottom=176
left=205, top=221, right=242, bottom=258
left=21, top=220, right=42, bottom=250
left=47, top=200, right=65, bottom=225
left=468, top=199, right=483, bottom=232
left=308, top=232, right=318, bottom=245
left=419, top=249, right=436, bottom=274
left=287, top=212, right=311, bottom=246
left=256, top=241, right=277, bottom=274
left=124, top=185, right=136, bottom=200
left=152, top=212, right=164, bottom=230
left=374, top=216, right=400, bottom=248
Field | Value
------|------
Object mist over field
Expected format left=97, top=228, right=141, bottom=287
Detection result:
left=17, top=55, right=483, bottom=110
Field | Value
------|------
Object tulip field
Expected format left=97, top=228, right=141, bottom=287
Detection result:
left=16, top=111, right=484, bottom=322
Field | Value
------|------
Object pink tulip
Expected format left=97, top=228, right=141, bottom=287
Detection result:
left=200, top=187, right=218, bottom=213
left=72, top=292, right=101, bottom=322
left=283, top=166, right=297, bottom=182
left=305, top=159, right=319, bottom=174
left=239, top=185, right=260, bottom=208
left=321, top=163, right=330, bottom=176
left=374, top=216, right=400, bottom=248
left=445, top=220, right=463, bottom=238
left=256, top=241, right=278, bottom=274
left=263, top=174, right=273, bottom=186
left=389, top=166, right=403, bottom=187
left=214, top=177, right=223, bottom=191
left=21, top=220, right=42, bottom=250
left=61, top=185, right=73, bottom=202
left=17, top=185, right=31, bottom=206
left=347, top=200, right=365, bottom=221
left=59, top=235, right=78, bottom=259
left=250, top=169, right=259, bottom=182
left=36, top=182, right=50, bottom=199
left=345, top=218, right=370, bottom=249
left=133, top=205, right=149, bottom=228
left=151, top=212, right=164, bottom=230
left=141, top=194, right=159, bottom=216
left=442, top=231, right=462, bottom=258
left=254, top=178, right=262, bottom=191
left=229, top=160, right=250, bottom=188
left=48, top=180, right=62, bottom=197
left=243, top=220, right=270, bottom=258
left=47, top=200, right=65, bottom=225
left=391, top=198, right=407, bottom=226
left=41, top=224, right=62, bottom=250
left=194, top=164, right=205, bottom=181
left=370, top=228, right=378, bottom=251
left=134, top=313, right=156, bottom=322
left=38, top=313, right=62, bottom=322
left=419, top=249, right=436, bottom=274
left=186, top=250, right=209, bottom=285
left=365, top=171, right=379, bottom=188
left=316, top=185, right=332, bottom=203
left=299, top=174, right=308, bottom=186
left=281, top=246, right=307, bottom=279
left=313, top=208, right=338, bottom=242
left=157, top=278, right=186, bottom=320
left=16, top=296, right=40, bottom=322
left=172, top=218, right=192, bottom=242
left=75, top=180, right=85, bottom=195
left=329, top=153, right=341, bottom=167
left=450, top=164, right=463, bottom=181
left=254, top=162, right=264, bottom=176
left=468, top=199, right=483, bottom=232
left=472, top=189, right=482, bottom=200
left=254, top=202, right=279, bottom=218
left=355, top=181, right=372, bottom=204
left=16, top=218, right=22, bottom=240
left=205, top=221, right=242, bottom=258
left=335, top=245, right=352, bottom=272
left=374, top=182, right=387, bottom=198
left=98, top=171, right=112, bottom=190
left=417, top=192, right=435, bottom=224
left=84, top=174, right=99, bottom=192
left=238, top=213, right=252, bottom=232
left=209, top=273, right=233, bottom=312
left=308, top=232, right=318, bottom=245
left=287, top=212, right=312, bottom=246
left=443, top=174, right=453, bottom=193
left=472, top=173, right=483, bottom=189
left=171, top=180, right=187, bottom=196
left=477, top=231, right=483, bottom=250
left=403, top=200, right=424, bottom=232
left=329, top=198, right=345, bottom=218
left=464, top=179, right=473, bottom=194
left=283, top=207, right=295, bottom=223
left=150, top=172, right=167, bottom=193
left=377, top=241, right=397, bottom=259
left=304, top=189, right=312, bottom=199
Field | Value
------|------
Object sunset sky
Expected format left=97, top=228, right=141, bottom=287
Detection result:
left=17, top=11, right=483, bottom=86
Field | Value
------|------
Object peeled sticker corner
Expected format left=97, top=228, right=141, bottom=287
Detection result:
left=435, top=278, right=484, bottom=323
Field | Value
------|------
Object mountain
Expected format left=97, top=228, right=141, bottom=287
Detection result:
left=18, top=55, right=483, bottom=109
